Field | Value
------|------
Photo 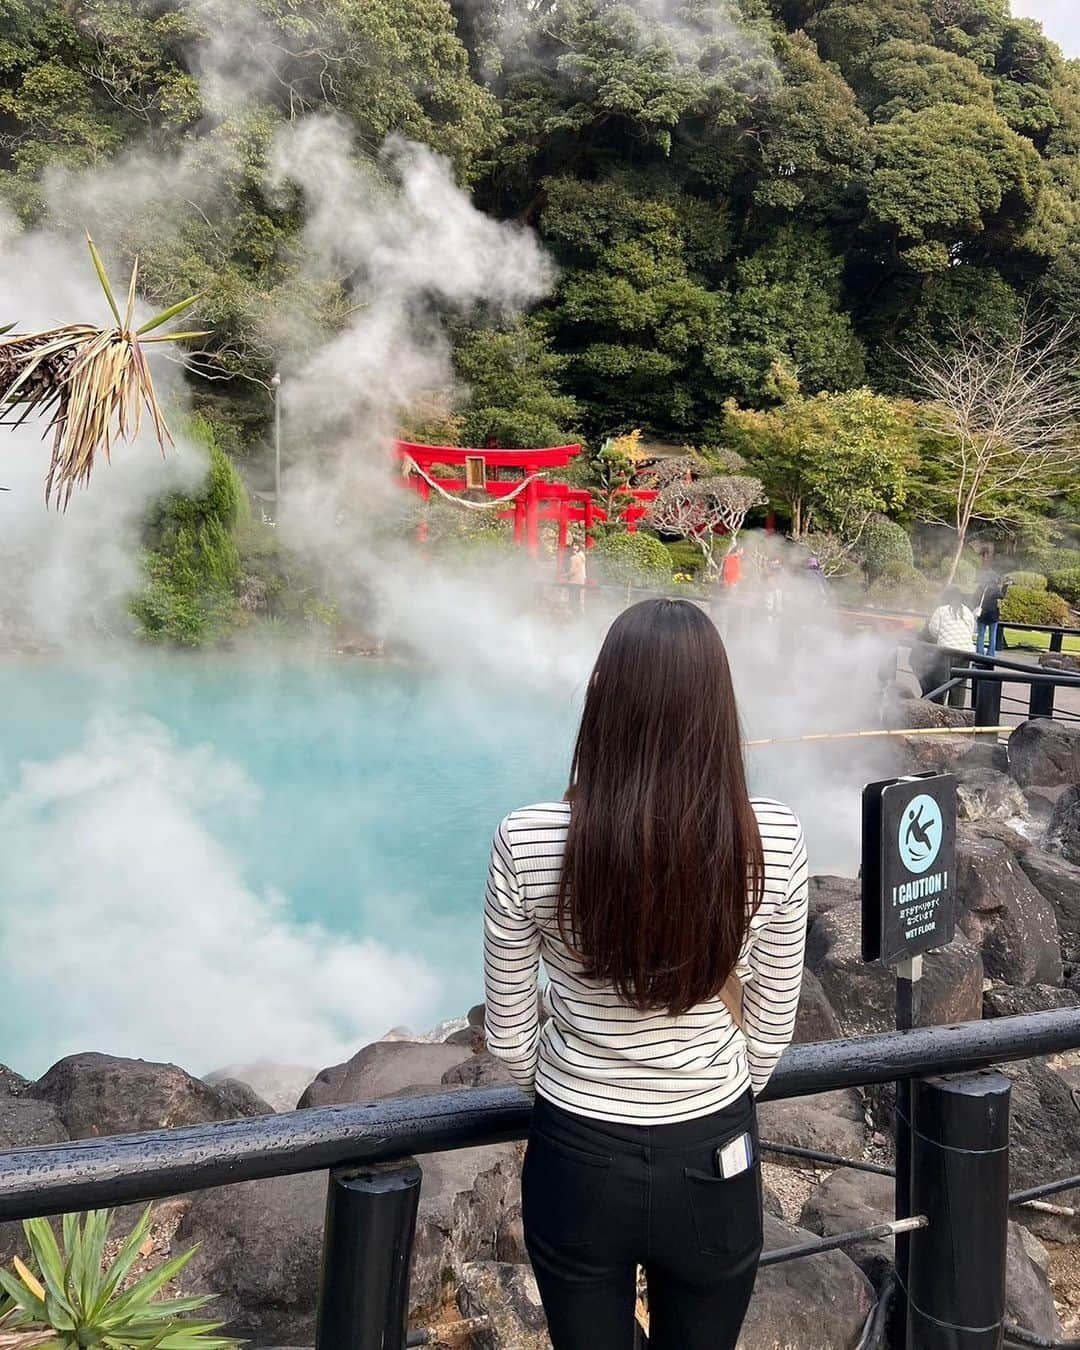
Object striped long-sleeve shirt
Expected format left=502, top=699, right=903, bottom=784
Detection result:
left=483, top=798, right=808, bottom=1124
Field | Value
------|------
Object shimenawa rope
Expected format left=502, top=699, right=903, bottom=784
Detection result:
left=401, top=454, right=544, bottom=512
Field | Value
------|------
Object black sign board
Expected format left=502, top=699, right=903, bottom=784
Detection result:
left=861, top=772, right=957, bottom=967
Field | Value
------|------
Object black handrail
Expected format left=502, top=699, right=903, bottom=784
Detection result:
left=1, top=1009, right=1078, bottom=1222
left=951, top=666, right=1080, bottom=686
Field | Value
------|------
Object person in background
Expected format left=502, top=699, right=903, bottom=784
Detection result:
left=721, top=544, right=743, bottom=591
left=806, top=556, right=828, bottom=603
left=974, top=574, right=1006, bottom=656
left=568, top=542, right=588, bottom=613
left=764, top=556, right=784, bottom=620
left=925, top=587, right=976, bottom=706
left=483, top=598, right=808, bottom=1350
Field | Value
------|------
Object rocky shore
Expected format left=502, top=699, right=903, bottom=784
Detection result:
left=3, top=712, right=1080, bottom=1347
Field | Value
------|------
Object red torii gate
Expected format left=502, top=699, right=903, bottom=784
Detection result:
left=396, top=440, right=597, bottom=562
left=394, top=441, right=662, bottom=567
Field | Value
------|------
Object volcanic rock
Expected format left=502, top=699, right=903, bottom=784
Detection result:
left=411, top=1143, right=522, bottom=1315
left=793, top=967, right=843, bottom=1045
left=1004, top=1057, right=1080, bottom=1243
left=883, top=684, right=972, bottom=731
left=807, top=900, right=983, bottom=1036
left=175, top=1171, right=326, bottom=1346
left=205, top=1063, right=317, bottom=1114
left=807, top=875, right=858, bottom=928
left=297, top=1040, right=469, bottom=1108
left=28, top=1053, right=260, bottom=1138
left=956, top=768, right=1029, bottom=824
left=1045, top=785, right=1080, bottom=867
left=982, top=984, right=1080, bottom=1018
left=738, top=1214, right=873, bottom=1350
left=0, top=1096, right=68, bottom=1150
left=757, top=1089, right=865, bottom=1167
left=0, top=1065, right=28, bottom=1096
left=799, top=1169, right=896, bottom=1286
left=799, top=1170, right=1060, bottom=1335
left=1009, top=720, right=1080, bottom=788
left=441, top=1053, right=514, bottom=1089
left=175, top=1140, right=521, bottom=1341
left=1018, top=848, right=1080, bottom=962
left=210, top=1078, right=275, bottom=1118
left=458, top=1262, right=548, bottom=1349
left=955, top=835, right=1061, bottom=985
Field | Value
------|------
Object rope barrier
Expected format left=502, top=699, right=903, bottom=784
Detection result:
left=744, top=725, right=1014, bottom=749
left=400, top=454, right=544, bottom=512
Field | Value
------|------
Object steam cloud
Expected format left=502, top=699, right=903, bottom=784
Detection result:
left=0, top=716, right=440, bottom=1074
left=0, top=3, right=899, bottom=1078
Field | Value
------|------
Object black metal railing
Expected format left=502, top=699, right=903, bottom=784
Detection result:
left=998, top=621, right=1080, bottom=655
left=901, top=636, right=1080, bottom=725
left=2, top=1009, right=1080, bottom=1349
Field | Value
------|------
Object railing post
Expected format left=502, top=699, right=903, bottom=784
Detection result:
left=1029, top=680, right=1055, bottom=719
left=315, top=1159, right=423, bottom=1350
left=1051, top=630, right=1063, bottom=653
left=905, top=1070, right=1010, bottom=1349
left=972, top=668, right=1001, bottom=727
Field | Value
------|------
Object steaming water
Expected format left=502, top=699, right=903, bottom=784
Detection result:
left=0, top=656, right=576, bottom=1079
left=0, top=623, right=890, bottom=1082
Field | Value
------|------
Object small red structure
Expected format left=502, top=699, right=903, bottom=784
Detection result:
left=395, top=440, right=590, bottom=565
left=394, top=441, right=660, bottom=569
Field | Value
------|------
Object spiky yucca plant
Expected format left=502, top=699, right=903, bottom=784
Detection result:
left=0, top=236, right=207, bottom=508
left=0, top=1207, right=238, bottom=1348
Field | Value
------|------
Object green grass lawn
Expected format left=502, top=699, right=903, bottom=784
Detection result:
left=999, top=626, right=1080, bottom=655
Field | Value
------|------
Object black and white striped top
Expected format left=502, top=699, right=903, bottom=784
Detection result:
left=483, top=798, right=808, bottom=1124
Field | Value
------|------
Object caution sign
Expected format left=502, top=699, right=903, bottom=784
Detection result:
left=862, top=772, right=957, bottom=967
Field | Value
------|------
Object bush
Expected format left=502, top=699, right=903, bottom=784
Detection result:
left=593, top=531, right=673, bottom=587
left=1048, top=568, right=1080, bottom=607
left=663, top=538, right=703, bottom=576
left=868, top=560, right=935, bottom=608
left=1000, top=586, right=1070, bottom=627
left=858, top=516, right=913, bottom=583
left=131, top=417, right=247, bottom=646
left=1005, top=571, right=1047, bottom=591
left=1031, top=547, right=1080, bottom=575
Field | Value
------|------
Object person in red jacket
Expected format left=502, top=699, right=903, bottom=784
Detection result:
left=721, top=545, right=743, bottom=590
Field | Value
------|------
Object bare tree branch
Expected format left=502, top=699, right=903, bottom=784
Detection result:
left=903, top=311, right=1080, bottom=580
left=647, top=474, right=766, bottom=576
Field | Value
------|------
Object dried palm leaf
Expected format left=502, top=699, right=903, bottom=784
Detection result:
left=0, top=235, right=209, bottom=507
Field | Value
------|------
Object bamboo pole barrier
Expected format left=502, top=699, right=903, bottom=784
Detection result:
left=744, top=725, right=1014, bottom=749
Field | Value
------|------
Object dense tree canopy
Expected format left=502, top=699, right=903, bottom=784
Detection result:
left=1, top=0, right=1077, bottom=562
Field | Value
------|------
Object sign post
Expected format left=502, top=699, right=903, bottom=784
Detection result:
left=862, top=771, right=957, bottom=1345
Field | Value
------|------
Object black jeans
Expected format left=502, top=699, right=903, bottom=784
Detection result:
left=522, top=1091, right=763, bottom=1350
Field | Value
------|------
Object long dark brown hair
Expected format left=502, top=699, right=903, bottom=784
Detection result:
left=558, top=598, right=764, bottom=1016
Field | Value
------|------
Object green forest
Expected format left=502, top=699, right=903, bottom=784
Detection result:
left=2, top=0, right=1078, bottom=637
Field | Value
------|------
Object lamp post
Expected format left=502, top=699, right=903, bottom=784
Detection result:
left=271, top=371, right=282, bottom=522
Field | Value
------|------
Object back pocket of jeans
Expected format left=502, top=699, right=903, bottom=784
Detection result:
left=683, top=1161, right=763, bottom=1257
left=522, top=1131, right=613, bottom=1247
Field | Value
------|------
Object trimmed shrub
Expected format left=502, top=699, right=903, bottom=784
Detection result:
left=1000, top=586, right=1070, bottom=627
left=663, top=538, right=703, bottom=576
left=1005, top=571, right=1047, bottom=591
left=593, top=531, right=673, bottom=586
left=1032, top=548, right=1080, bottom=575
left=1048, top=568, right=1080, bottom=607
left=868, top=561, right=935, bottom=608
left=858, top=516, right=913, bottom=583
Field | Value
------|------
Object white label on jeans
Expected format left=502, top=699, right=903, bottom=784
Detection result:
left=719, top=1132, right=753, bottom=1178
